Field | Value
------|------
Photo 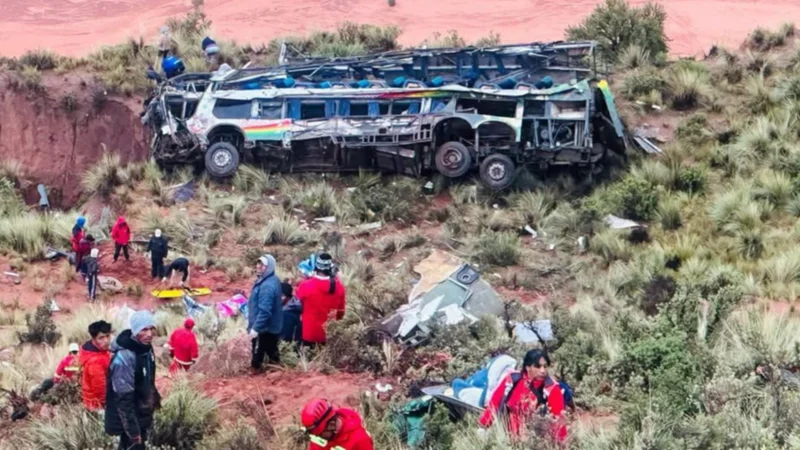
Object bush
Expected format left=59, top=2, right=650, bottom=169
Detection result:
left=262, top=214, right=320, bottom=245
left=199, top=420, right=264, bottom=450
left=348, top=178, right=417, bottom=223
left=590, top=228, right=632, bottom=264
left=18, top=49, right=60, bottom=70
left=82, top=151, right=125, bottom=196
left=621, top=68, right=667, bottom=100
left=0, top=177, right=25, bottom=217
left=472, top=231, right=521, bottom=267
left=588, top=174, right=660, bottom=221
left=150, top=379, right=219, bottom=449
left=668, top=66, right=711, bottom=110
left=674, top=165, right=707, bottom=194
left=657, top=195, right=683, bottom=230
left=209, top=194, right=248, bottom=226
left=18, top=300, right=61, bottom=345
left=675, top=113, right=712, bottom=145
left=566, top=0, right=667, bottom=64
left=20, top=65, right=44, bottom=91
left=22, top=405, right=115, bottom=449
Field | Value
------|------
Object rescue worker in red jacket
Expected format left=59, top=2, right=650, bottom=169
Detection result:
left=31, top=343, right=81, bottom=400
left=479, top=349, right=567, bottom=442
left=110, top=216, right=131, bottom=262
left=295, top=253, right=346, bottom=346
left=301, top=398, right=374, bottom=450
left=167, top=318, right=199, bottom=373
left=71, top=216, right=87, bottom=273
left=80, top=320, right=113, bottom=411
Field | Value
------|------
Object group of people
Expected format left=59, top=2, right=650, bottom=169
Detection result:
left=247, top=252, right=346, bottom=372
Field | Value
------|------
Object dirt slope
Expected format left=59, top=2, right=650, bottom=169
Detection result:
left=0, top=73, right=148, bottom=207
left=2, top=0, right=800, bottom=58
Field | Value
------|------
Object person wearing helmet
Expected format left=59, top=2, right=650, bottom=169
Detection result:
left=301, top=398, right=374, bottom=450
left=479, top=349, right=567, bottom=442
left=166, top=318, right=199, bottom=373
left=31, top=342, right=81, bottom=401
left=147, top=229, right=169, bottom=280
left=82, top=247, right=101, bottom=301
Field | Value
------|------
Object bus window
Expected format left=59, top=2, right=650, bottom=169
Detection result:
left=257, top=100, right=283, bottom=119
left=455, top=98, right=516, bottom=117
left=300, top=102, right=326, bottom=120
left=391, top=100, right=421, bottom=115
left=523, top=100, right=546, bottom=117
left=212, top=99, right=252, bottom=119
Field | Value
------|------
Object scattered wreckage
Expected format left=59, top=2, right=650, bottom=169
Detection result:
left=143, top=40, right=628, bottom=190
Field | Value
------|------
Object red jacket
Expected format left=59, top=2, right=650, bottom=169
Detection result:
left=79, top=341, right=111, bottom=410
left=308, top=408, right=374, bottom=450
left=110, top=216, right=131, bottom=245
left=479, top=373, right=567, bottom=441
left=71, top=228, right=85, bottom=252
left=167, top=327, right=199, bottom=371
left=296, top=276, right=346, bottom=343
left=54, top=354, right=79, bottom=382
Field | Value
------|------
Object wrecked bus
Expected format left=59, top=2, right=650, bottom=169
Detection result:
left=143, top=41, right=626, bottom=190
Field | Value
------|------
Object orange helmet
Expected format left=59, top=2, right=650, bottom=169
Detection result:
left=301, top=398, right=337, bottom=436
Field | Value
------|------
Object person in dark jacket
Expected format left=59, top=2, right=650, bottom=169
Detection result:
left=280, top=282, right=302, bottom=342
left=146, top=229, right=168, bottom=280
left=162, top=257, right=190, bottom=288
left=105, top=311, right=160, bottom=450
left=82, top=248, right=101, bottom=301
left=247, top=254, right=283, bottom=372
left=77, top=234, right=95, bottom=280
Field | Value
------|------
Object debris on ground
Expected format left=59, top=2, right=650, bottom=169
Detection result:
left=98, top=276, right=123, bottom=292
left=355, top=221, right=382, bottom=235
left=632, top=129, right=664, bottom=154
left=216, top=293, right=248, bottom=318
left=512, top=319, right=553, bottom=344
left=605, top=214, right=645, bottom=230
left=49, top=300, right=60, bottom=312
left=45, top=247, right=69, bottom=261
left=171, top=181, right=196, bottom=203
left=183, top=295, right=209, bottom=318
left=314, top=216, right=336, bottom=223
left=380, top=250, right=505, bottom=346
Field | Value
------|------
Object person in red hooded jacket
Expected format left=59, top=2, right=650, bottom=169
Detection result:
left=110, top=216, right=131, bottom=262
left=301, top=398, right=373, bottom=450
left=80, top=320, right=113, bottom=411
left=71, top=216, right=87, bottom=273
left=295, top=253, right=345, bottom=346
left=166, top=318, right=199, bottom=373
left=479, top=349, right=567, bottom=442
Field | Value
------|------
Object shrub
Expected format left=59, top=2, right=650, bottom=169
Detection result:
left=621, top=68, right=667, bottom=100
left=22, top=404, right=115, bottom=449
left=657, top=195, right=683, bottom=230
left=18, top=49, right=60, bottom=70
left=590, top=228, right=632, bottom=264
left=263, top=214, right=319, bottom=245
left=594, top=174, right=660, bottom=221
left=18, top=300, right=61, bottom=345
left=150, top=379, right=218, bottom=449
left=640, top=274, right=676, bottom=316
left=60, top=94, right=78, bottom=112
left=566, top=0, right=667, bottom=64
left=82, top=151, right=124, bottom=196
left=209, top=194, right=248, bottom=226
left=349, top=179, right=417, bottom=223
left=754, top=169, right=793, bottom=208
left=284, top=181, right=338, bottom=217
left=232, top=165, right=273, bottom=196
left=20, top=65, right=44, bottom=91
left=668, top=66, right=711, bottom=109
left=617, top=44, right=652, bottom=70
left=674, top=165, right=707, bottom=194
left=472, top=231, right=521, bottom=267
left=199, top=420, right=264, bottom=450
left=745, top=74, right=780, bottom=115
left=675, top=113, right=712, bottom=145
left=0, top=177, right=25, bottom=218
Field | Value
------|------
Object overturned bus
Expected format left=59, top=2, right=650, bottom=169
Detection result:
left=143, top=41, right=626, bottom=190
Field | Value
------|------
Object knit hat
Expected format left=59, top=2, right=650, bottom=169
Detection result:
left=76, top=216, right=86, bottom=228
left=184, top=318, right=195, bottom=330
left=130, top=310, right=156, bottom=336
left=315, top=253, right=333, bottom=272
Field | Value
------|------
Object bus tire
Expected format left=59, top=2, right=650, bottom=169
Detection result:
left=480, top=154, right=516, bottom=190
left=205, top=141, right=240, bottom=178
left=435, top=141, right=472, bottom=178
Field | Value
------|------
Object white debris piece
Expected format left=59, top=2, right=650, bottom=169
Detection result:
left=605, top=214, right=645, bottom=230
left=314, top=216, right=337, bottom=223
left=513, top=320, right=554, bottom=343
left=49, top=300, right=60, bottom=312
left=524, top=225, right=538, bottom=238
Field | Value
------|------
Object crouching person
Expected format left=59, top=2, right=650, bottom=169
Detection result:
left=106, top=311, right=161, bottom=450
left=479, top=349, right=567, bottom=442
left=301, top=398, right=374, bottom=450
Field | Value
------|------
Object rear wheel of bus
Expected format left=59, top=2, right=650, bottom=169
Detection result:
left=205, top=141, right=240, bottom=178
left=435, top=141, right=472, bottom=178
left=480, top=153, right=516, bottom=190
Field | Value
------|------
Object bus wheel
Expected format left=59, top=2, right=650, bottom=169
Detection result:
left=205, top=141, right=240, bottom=178
left=480, top=154, right=516, bottom=190
left=435, top=141, right=472, bottom=178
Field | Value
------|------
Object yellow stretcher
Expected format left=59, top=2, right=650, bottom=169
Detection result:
left=151, top=287, right=212, bottom=299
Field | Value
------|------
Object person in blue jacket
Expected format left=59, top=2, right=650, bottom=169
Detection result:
left=247, top=254, right=283, bottom=372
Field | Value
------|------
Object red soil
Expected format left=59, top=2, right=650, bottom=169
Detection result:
left=2, top=0, right=800, bottom=58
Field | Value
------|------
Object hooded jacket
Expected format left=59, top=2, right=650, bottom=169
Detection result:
left=111, top=217, right=131, bottom=246
left=247, top=258, right=283, bottom=335
left=296, top=276, right=346, bottom=343
left=479, top=372, right=566, bottom=441
left=105, top=330, right=160, bottom=438
left=167, top=324, right=199, bottom=370
left=147, top=235, right=169, bottom=260
left=308, top=408, right=374, bottom=450
left=71, top=217, right=86, bottom=251
left=80, top=340, right=111, bottom=410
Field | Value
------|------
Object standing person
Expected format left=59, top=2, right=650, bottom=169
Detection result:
left=105, top=311, right=160, bottom=450
left=147, top=229, right=168, bottom=280
left=162, top=257, right=190, bottom=288
left=83, top=248, right=101, bottom=301
left=166, top=318, right=199, bottom=374
left=295, top=253, right=346, bottom=347
left=157, top=26, right=172, bottom=59
left=80, top=320, right=113, bottom=411
left=247, top=254, right=283, bottom=372
left=280, top=282, right=303, bottom=343
left=111, top=216, right=131, bottom=262
left=77, top=234, right=95, bottom=280
left=301, top=398, right=374, bottom=450
left=479, top=349, right=567, bottom=442
left=71, top=216, right=86, bottom=273
left=30, top=343, right=81, bottom=401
